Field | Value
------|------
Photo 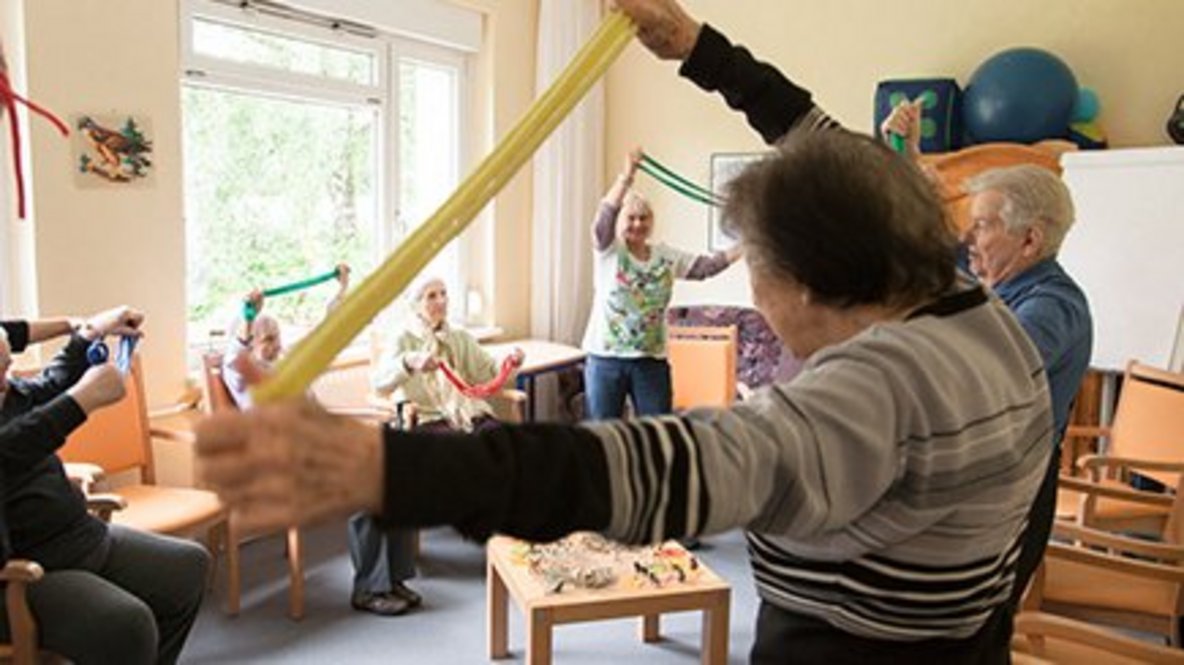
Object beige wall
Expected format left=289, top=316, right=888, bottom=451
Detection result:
left=24, top=0, right=187, bottom=406
left=605, top=0, right=1184, bottom=306
left=457, top=0, right=538, bottom=340
left=16, top=0, right=539, bottom=407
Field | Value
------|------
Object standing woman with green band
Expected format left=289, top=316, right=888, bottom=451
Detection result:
left=581, top=148, right=742, bottom=420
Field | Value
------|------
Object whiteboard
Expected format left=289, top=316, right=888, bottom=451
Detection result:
left=1059, top=147, right=1184, bottom=371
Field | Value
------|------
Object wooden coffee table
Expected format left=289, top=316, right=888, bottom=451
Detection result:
left=486, top=536, right=731, bottom=665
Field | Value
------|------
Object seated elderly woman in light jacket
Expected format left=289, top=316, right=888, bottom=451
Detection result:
left=372, top=277, right=524, bottom=432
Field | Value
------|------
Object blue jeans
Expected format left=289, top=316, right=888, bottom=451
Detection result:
left=584, top=355, right=672, bottom=420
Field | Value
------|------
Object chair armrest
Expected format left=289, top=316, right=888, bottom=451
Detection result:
left=86, top=493, right=128, bottom=523
left=64, top=462, right=106, bottom=492
left=327, top=406, right=396, bottom=426
left=1063, top=425, right=1110, bottom=441
left=1051, top=520, right=1184, bottom=564
left=0, top=560, right=44, bottom=584
left=1077, top=454, right=1184, bottom=476
left=1013, top=611, right=1184, bottom=664
left=148, top=400, right=200, bottom=420
left=494, top=389, right=527, bottom=424
left=149, top=426, right=196, bottom=445
left=1058, top=474, right=1176, bottom=509
left=498, top=389, right=527, bottom=404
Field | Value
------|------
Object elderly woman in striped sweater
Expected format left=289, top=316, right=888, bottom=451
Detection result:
left=194, top=8, right=1051, bottom=665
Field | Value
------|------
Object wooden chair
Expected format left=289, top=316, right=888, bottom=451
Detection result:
left=1012, top=611, right=1184, bottom=664
left=201, top=350, right=304, bottom=620
left=1, top=469, right=132, bottom=664
left=1026, top=517, right=1184, bottom=646
left=55, top=353, right=241, bottom=616
left=1056, top=361, right=1184, bottom=538
left=0, top=560, right=46, bottom=665
left=667, top=326, right=738, bottom=409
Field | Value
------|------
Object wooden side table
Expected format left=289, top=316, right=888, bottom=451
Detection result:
left=486, top=536, right=731, bottom=665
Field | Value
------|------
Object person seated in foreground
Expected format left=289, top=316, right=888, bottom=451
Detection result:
left=1, top=312, right=209, bottom=664
left=197, top=123, right=1051, bottom=663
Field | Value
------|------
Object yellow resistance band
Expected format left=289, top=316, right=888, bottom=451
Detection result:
left=253, top=11, right=636, bottom=402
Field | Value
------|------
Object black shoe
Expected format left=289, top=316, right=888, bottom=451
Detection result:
left=389, top=582, right=423, bottom=608
left=351, top=591, right=411, bottom=616
left=679, top=538, right=701, bottom=551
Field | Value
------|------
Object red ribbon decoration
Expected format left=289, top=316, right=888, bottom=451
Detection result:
left=0, top=68, right=70, bottom=219
left=438, top=355, right=517, bottom=399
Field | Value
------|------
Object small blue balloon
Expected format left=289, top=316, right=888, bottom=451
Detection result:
left=1072, top=87, right=1100, bottom=123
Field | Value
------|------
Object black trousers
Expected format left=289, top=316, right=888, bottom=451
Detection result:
left=751, top=601, right=1013, bottom=665
left=1009, top=445, right=1062, bottom=609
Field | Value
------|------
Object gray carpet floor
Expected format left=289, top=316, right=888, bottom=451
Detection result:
left=181, top=520, right=758, bottom=664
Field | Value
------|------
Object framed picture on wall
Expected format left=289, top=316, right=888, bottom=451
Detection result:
left=709, top=151, right=765, bottom=250
left=72, top=113, right=155, bottom=188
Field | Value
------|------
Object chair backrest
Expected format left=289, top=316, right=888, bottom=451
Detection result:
left=668, top=325, right=738, bottom=410
left=920, top=142, right=1064, bottom=235
left=59, top=354, right=154, bottom=483
left=201, top=350, right=238, bottom=414
left=1109, top=361, right=1184, bottom=486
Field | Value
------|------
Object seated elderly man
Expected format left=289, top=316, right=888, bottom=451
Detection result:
left=221, top=272, right=423, bottom=617
left=884, top=103, right=1093, bottom=604
left=0, top=313, right=209, bottom=665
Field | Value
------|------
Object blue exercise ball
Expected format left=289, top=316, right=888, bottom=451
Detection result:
left=963, top=47, right=1078, bottom=144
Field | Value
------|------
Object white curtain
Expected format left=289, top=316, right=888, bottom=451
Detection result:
left=530, top=0, right=604, bottom=419
left=0, top=33, right=15, bottom=315
left=0, top=19, right=36, bottom=320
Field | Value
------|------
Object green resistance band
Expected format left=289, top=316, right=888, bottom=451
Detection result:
left=638, top=153, right=724, bottom=208
left=243, top=267, right=341, bottom=322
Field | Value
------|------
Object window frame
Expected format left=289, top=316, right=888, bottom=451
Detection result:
left=179, top=0, right=480, bottom=356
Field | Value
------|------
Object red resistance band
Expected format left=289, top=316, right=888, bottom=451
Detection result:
left=438, top=355, right=516, bottom=399
left=0, top=69, right=70, bottom=219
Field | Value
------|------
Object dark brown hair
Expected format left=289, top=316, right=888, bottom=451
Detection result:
left=725, top=127, right=955, bottom=308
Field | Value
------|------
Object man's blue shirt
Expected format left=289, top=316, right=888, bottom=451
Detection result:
left=994, top=258, right=1093, bottom=441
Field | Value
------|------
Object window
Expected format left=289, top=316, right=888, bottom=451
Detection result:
left=395, top=47, right=465, bottom=311
left=181, top=0, right=474, bottom=351
left=191, top=17, right=377, bottom=85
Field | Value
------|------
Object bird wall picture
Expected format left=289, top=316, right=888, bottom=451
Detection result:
left=73, top=113, right=154, bottom=186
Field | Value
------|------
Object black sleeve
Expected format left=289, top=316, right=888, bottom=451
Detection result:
left=19, top=334, right=91, bottom=405
left=1, top=320, right=30, bottom=353
left=382, top=423, right=612, bottom=543
left=0, top=395, right=88, bottom=471
left=679, top=23, right=830, bottom=144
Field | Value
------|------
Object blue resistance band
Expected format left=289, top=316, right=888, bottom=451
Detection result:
left=87, top=336, right=139, bottom=375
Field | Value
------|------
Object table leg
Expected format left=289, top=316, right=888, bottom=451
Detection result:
left=640, top=613, right=661, bottom=643
left=527, top=375, right=537, bottom=421
left=488, top=561, right=509, bottom=659
left=527, top=607, right=553, bottom=665
left=286, top=527, right=304, bottom=621
left=701, top=592, right=730, bottom=665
